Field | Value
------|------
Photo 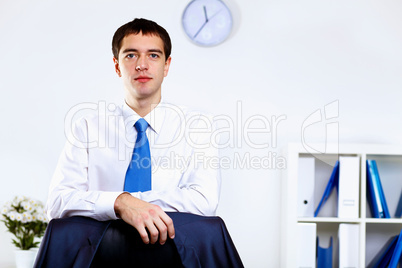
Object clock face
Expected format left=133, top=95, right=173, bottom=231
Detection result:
left=182, top=0, right=233, bottom=46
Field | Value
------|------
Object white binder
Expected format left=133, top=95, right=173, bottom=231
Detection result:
left=297, top=157, right=315, bottom=217
left=297, top=223, right=317, bottom=268
left=339, top=223, right=359, bottom=268
left=338, top=156, right=360, bottom=218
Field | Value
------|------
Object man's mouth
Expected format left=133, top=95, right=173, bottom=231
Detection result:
left=135, top=76, right=151, bottom=83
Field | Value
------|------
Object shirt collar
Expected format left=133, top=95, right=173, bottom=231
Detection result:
left=122, top=101, right=165, bottom=134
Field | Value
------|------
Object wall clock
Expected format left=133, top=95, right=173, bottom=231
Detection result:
left=182, top=0, right=233, bottom=46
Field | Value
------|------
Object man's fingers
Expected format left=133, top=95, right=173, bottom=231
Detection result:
left=127, top=217, right=149, bottom=244
left=145, top=221, right=160, bottom=244
left=161, top=213, right=175, bottom=239
left=152, top=217, right=168, bottom=245
left=136, top=225, right=150, bottom=244
left=145, top=211, right=174, bottom=245
left=114, top=195, right=175, bottom=245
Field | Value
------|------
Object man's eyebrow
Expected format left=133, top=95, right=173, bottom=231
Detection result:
left=121, top=48, right=138, bottom=54
left=121, top=48, right=163, bottom=54
left=148, top=49, right=163, bottom=54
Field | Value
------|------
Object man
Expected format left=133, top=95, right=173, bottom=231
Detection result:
left=41, top=18, right=242, bottom=267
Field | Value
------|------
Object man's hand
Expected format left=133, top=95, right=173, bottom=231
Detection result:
left=114, top=192, right=175, bottom=245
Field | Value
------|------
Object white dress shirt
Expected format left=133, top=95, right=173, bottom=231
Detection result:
left=46, top=101, right=221, bottom=221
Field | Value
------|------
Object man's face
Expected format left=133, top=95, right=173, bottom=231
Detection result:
left=114, top=33, right=171, bottom=103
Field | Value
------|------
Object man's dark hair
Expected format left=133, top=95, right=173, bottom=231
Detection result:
left=112, top=18, right=172, bottom=61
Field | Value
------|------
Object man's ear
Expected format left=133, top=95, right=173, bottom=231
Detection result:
left=113, top=57, right=121, bottom=77
left=164, top=56, right=172, bottom=77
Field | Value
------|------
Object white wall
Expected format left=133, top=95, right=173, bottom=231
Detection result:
left=1, top=0, right=402, bottom=267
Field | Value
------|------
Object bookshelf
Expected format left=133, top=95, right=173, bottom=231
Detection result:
left=281, top=143, right=402, bottom=268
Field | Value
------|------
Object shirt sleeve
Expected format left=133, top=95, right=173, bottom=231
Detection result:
left=46, top=117, right=122, bottom=221
left=133, top=113, right=222, bottom=216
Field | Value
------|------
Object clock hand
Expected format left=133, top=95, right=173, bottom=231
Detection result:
left=203, top=6, right=208, bottom=22
left=194, top=6, right=209, bottom=39
left=193, top=8, right=223, bottom=39
left=193, top=21, right=207, bottom=39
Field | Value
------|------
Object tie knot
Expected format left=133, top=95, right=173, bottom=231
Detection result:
left=134, top=118, right=148, bottom=132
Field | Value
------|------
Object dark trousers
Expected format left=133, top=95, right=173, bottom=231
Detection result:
left=90, top=219, right=183, bottom=268
left=34, top=212, right=244, bottom=268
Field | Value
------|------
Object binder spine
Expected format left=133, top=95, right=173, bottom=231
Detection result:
left=367, top=160, right=384, bottom=218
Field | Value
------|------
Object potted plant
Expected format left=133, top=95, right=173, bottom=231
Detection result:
left=1, top=196, right=48, bottom=268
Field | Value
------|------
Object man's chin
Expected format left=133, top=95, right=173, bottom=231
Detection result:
left=126, top=88, right=161, bottom=102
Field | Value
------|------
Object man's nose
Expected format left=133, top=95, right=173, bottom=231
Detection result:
left=136, top=55, right=149, bottom=71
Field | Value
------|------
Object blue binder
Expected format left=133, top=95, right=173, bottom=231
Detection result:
left=389, top=230, right=402, bottom=268
left=317, top=236, right=332, bottom=268
left=366, top=160, right=390, bottom=218
left=367, top=235, right=398, bottom=268
left=395, top=190, right=402, bottom=218
left=314, top=161, right=339, bottom=217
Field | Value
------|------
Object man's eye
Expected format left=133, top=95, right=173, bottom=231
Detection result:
left=126, top=54, right=135, bottom=59
left=150, top=54, right=159, bottom=59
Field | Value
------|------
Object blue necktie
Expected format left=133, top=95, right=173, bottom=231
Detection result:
left=124, top=118, right=152, bottom=192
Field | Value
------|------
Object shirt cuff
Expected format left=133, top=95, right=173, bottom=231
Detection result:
left=94, top=191, right=123, bottom=220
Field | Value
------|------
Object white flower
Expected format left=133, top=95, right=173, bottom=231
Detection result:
left=15, top=213, right=23, bottom=222
left=35, top=207, right=43, bottom=214
left=22, top=201, right=31, bottom=211
left=22, top=212, right=31, bottom=218
left=1, top=206, right=8, bottom=215
left=3, top=196, right=46, bottom=223
left=42, top=214, right=48, bottom=223
left=24, top=213, right=33, bottom=222
left=8, top=212, right=16, bottom=220
left=33, top=211, right=48, bottom=222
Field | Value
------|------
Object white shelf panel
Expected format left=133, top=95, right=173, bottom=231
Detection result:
left=364, top=218, right=402, bottom=224
left=297, top=217, right=361, bottom=223
left=297, top=217, right=402, bottom=224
